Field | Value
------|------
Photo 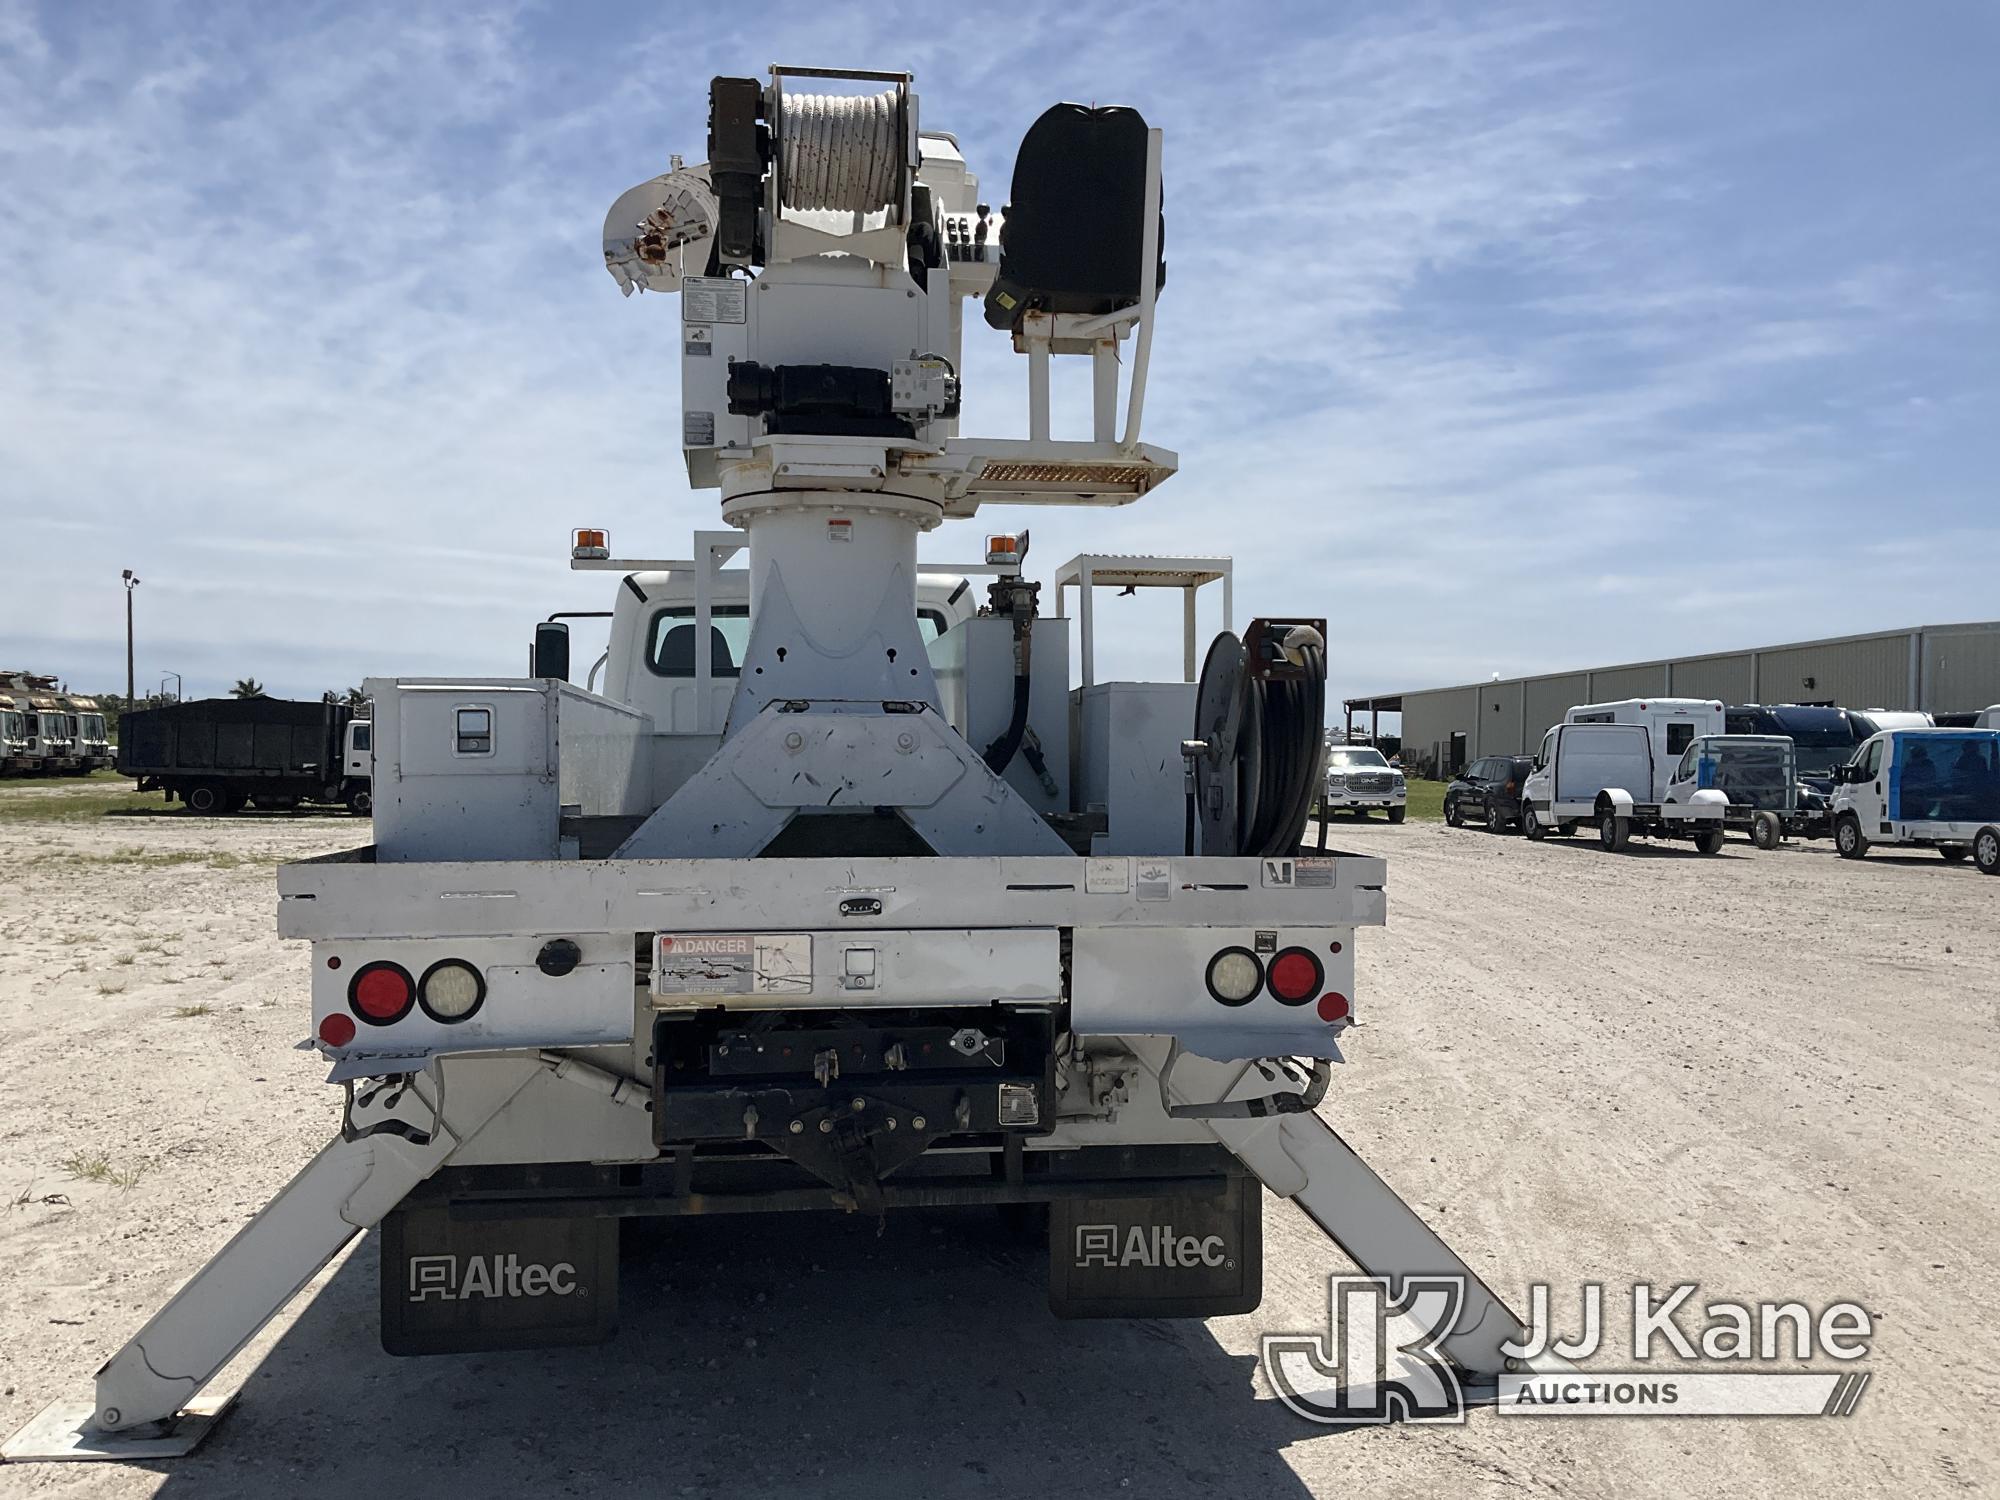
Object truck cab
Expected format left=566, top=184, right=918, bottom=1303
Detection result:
left=1520, top=698, right=1730, bottom=851
left=67, top=700, right=111, bottom=772
left=1665, top=733, right=1798, bottom=848
left=341, top=718, right=374, bottom=814
left=26, top=704, right=80, bottom=774
left=1830, top=727, right=2000, bottom=864
left=588, top=566, right=979, bottom=806
left=1724, top=703, right=1856, bottom=833
left=0, top=699, right=34, bottom=774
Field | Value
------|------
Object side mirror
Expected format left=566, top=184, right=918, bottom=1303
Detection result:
left=532, top=622, right=571, bottom=682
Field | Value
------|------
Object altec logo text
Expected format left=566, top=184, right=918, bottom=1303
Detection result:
left=1075, top=1224, right=1228, bottom=1269
left=407, top=1254, right=580, bottom=1302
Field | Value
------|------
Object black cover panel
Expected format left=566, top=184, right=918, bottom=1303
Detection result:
left=984, top=103, right=1165, bottom=329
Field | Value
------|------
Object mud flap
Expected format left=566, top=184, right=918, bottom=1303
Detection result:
left=379, top=1203, right=619, bottom=1355
left=1048, top=1175, right=1262, bottom=1318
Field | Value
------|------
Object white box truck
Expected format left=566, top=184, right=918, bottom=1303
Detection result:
left=1521, top=698, right=1730, bottom=852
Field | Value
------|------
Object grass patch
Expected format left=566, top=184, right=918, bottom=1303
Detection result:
left=61, top=1152, right=111, bottom=1182
left=59, top=1151, right=145, bottom=1188
left=1400, top=779, right=1446, bottom=821
left=0, top=780, right=171, bottom=822
left=170, top=1003, right=214, bottom=1018
left=23, top=849, right=274, bottom=871
left=1311, top=778, right=1446, bottom=829
left=95, top=980, right=126, bottom=996
left=61, top=1160, right=149, bottom=1192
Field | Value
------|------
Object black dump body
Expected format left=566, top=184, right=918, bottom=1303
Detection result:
left=118, top=698, right=350, bottom=792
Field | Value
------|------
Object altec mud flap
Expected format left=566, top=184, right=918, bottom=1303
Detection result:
left=379, top=1200, right=619, bottom=1356
left=1049, top=1173, right=1262, bottom=1318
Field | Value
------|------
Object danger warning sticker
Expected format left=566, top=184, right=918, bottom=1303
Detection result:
left=652, top=934, right=812, bottom=998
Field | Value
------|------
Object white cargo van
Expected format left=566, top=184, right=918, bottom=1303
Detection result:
left=1521, top=698, right=1729, bottom=852
left=1829, top=727, right=2000, bottom=869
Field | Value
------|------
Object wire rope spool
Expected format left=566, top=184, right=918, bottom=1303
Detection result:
left=779, top=88, right=902, bottom=214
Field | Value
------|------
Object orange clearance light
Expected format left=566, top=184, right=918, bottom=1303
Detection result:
left=985, top=533, right=1022, bottom=567
left=572, top=527, right=610, bottom=560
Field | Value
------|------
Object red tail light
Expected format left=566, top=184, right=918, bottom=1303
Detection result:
left=349, top=961, right=415, bottom=1025
left=1266, top=947, right=1324, bottom=1006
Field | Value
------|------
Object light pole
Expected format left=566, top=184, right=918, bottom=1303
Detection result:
left=159, top=672, right=182, bottom=703
left=121, top=570, right=141, bottom=705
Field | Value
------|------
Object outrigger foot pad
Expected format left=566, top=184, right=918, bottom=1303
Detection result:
left=2, top=1392, right=236, bottom=1463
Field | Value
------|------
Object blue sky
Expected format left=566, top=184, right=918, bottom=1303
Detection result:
left=3, top=1, right=1995, bottom=711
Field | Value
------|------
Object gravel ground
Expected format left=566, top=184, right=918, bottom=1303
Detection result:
left=1, top=804, right=1994, bottom=1498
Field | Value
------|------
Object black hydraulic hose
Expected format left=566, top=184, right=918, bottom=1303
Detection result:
left=982, top=614, right=1034, bottom=773
left=1241, top=640, right=1326, bottom=857
left=1265, top=647, right=1326, bottom=855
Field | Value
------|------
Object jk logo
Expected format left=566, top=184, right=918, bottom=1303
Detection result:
left=1262, top=1275, right=1467, bottom=1423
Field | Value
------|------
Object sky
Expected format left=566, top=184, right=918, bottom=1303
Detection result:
left=2, top=1, right=1996, bottom=713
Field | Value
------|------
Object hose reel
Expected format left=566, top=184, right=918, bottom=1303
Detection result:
left=1187, top=619, right=1328, bottom=857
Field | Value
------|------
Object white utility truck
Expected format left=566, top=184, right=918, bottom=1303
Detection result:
left=8, top=67, right=1561, bottom=1461
left=1829, top=727, right=2000, bottom=871
left=1521, top=698, right=1730, bottom=851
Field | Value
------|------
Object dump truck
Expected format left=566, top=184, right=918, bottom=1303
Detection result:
left=8, top=65, right=1562, bottom=1461
left=116, top=697, right=372, bottom=814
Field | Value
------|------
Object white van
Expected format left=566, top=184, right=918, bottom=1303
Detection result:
left=1829, top=728, right=2000, bottom=870
left=1521, top=698, right=1729, bottom=852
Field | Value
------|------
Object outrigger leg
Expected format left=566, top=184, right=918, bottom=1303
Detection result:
left=4, top=1068, right=513, bottom=1462
left=1127, top=1038, right=1547, bottom=1392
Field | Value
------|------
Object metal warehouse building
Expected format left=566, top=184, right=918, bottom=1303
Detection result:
left=1356, top=620, right=2000, bottom=779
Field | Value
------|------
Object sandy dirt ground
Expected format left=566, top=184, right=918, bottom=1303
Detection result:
left=1, top=791, right=1995, bottom=1498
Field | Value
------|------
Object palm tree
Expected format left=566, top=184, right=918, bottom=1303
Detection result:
left=231, top=678, right=266, bottom=699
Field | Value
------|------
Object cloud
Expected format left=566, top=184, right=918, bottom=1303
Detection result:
left=0, top=0, right=1994, bottom=712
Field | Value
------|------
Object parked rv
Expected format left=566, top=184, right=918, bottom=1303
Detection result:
left=117, top=698, right=373, bottom=814
left=1844, top=708, right=1933, bottom=738
left=1830, top=727, right=2000, bottom=864
left=1521, top=698, right=1730, bottom=851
